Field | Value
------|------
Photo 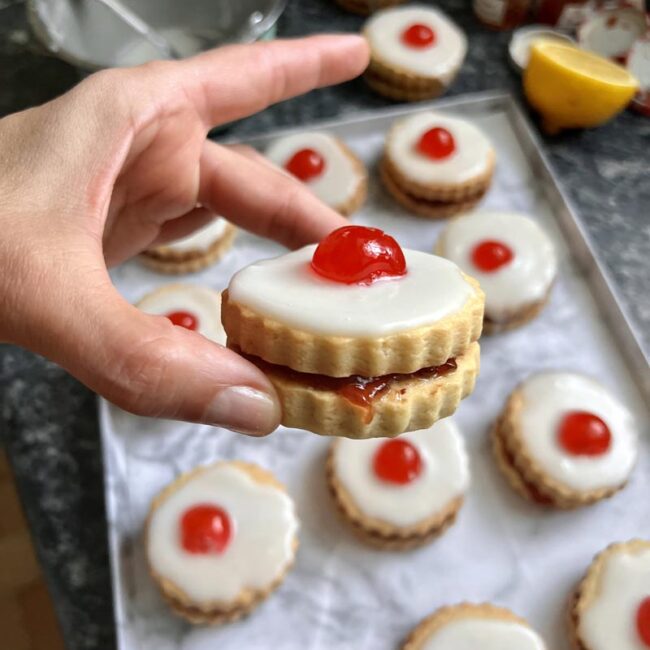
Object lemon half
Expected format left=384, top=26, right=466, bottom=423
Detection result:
left=524, top=42, right=639, bottom=134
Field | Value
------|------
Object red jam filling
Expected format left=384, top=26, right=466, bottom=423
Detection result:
left=471, top=240, right=514, bottom=273
left=373, top=438, right=423, bottom=484
left=311, top=225, right=407, bottom=285
left=285, top=148, right=325, bottom=182
left=166, top=310, right=198, bottom=331
left=401, top=23, right=436, bottom=48
left=239, top=349, right=457, bottom=423
left=180, top=504, right=232, bottom=554
left=557, top=411, right=612, bottom=457
left=637, top=597, right=650, bottom=646
left=417, top=127, right=456, bottom=160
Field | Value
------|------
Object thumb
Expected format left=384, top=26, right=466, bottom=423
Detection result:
left=29, top=279, right=281, bottom=436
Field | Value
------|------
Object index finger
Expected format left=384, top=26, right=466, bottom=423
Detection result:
left=179, top=34, right=370, bottom=127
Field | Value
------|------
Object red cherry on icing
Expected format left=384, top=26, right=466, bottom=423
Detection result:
left=637, top=597, right=650, bottom=646
left=416, top=127, right=456, bottom=160
left=166, top=310, right=198, bottom=331
left=373, top=438, right=423, bottom=485
left=557, top=411, right=612, bottom=457
left=311, top=225, right=407, bottom=285
left=285, top=148, right=325, bottom=182
left=180, top=504, right=232, bottom=554
left=401, top=23, right=436, bottom=48
left=471, top=240, right=514, bottom=273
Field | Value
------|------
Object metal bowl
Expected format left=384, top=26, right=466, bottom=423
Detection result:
left=27, top=0, right=286, bottom=71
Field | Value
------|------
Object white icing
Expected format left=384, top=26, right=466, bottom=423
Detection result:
left=155, top=217, right=228, bottom=253
left=580, top=548, right=650, bottom=650
left=332, top=419, right=469, bottom=527
left=438, top=211, right=557, bottom=320
left=147, top=464, right=298, bottom=604
left=365, top=6, right=467, bottom=82
left=518, top=372, right=638, bottom=492
left=386, top=112, right=494, bottom=184
left=137, top=285, right=226, bottom=345
left=421, top=618, right=546, bottom=650
left=265, top=132, right=363, bottom=208
left=227, top=245, right=477, bottom=337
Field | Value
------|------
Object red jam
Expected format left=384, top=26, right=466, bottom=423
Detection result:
left=373, top=438, right=423, bottom=484
left=166, top=310, right=198, bottom=331
left=401, top=23, right=436, bottom=48
left=180, top=504, right=232, bottom=554
left=311, top=225, right=407, bottom=285
left=557, top=411, right=612, bottom=456
left=238, top=348, right=457, bottom=423
left=471, top=240, right=514, bottom=273
left=637, top=597, right=650, bottom=646
left=416, top=127, right=456, bottom=160
left=285, top=148, right=325, bottom=182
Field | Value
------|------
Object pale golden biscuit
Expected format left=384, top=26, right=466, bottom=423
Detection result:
left=327, top=420, right=468, bottom=548
left=334, top=0, right=405, bottom=16
left=222, top=277, right=483, bottom=378
left=336, top=142, right=368, bottom=216
left=403, top=603, right=547, bottom=649
left=242, top=342, right=479, bottom=439
left=570, top=540, right=650, bottom=650
left=481, top=292, right=551, bottom=335
left=492, top=373, right=638, bottom=509
left=146, top=461, right=298, bottom=625
left=380, top=158, right=488, bottom=219
left=365, top=64, right=447, bottom=102
left=140, top=221, right=236, bottom=275
left=382, top=150, right=496, bottom=203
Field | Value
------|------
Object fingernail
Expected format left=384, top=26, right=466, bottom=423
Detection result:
left=205, top=386, right=280, bottom=436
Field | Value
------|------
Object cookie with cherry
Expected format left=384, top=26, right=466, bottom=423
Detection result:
left=221, top=225, right=484, bottom=438
left=363, top=6, right=467, bottom=101
left=381, top=112, right=495, bottom=218
left=492, top=371, right=639, bottom=508
left=327, top=418, right=470, bottom=549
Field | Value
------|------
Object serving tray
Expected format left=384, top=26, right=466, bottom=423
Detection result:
left=102, top=91, right=650, bottom=650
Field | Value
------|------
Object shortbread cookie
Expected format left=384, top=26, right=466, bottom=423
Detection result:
left=492, top=372, right=638, bottom=509
left=327, top=418, right=469, bottom=548
left=146, top=461, right=299, bottom=625
left=265, top=132, right=367, bottom=215
left=334, top=0, right=405, bottom=16
left=382, top=112, right=495, bottom=218
left=571, top=539, right=650, bottom=650
left=436, top=212, right=558, bottom=333
left=137, top=284, right=225, bottom=345
left=223, top=225, right=484, bottom=437
left=140, top=218, right=236, bottom=274
left=364, top=6, right=467, bottom=101
left=403, top=603, right=547, bottom=649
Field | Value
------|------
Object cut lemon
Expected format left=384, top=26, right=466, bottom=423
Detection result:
left=524, top=41, right=639, bottom=134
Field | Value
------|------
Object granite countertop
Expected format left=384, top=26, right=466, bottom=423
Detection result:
left=0, top=1, right=648, bottom=648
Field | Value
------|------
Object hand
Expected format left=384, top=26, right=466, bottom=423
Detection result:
left=0, top=35, right=369, bottom=435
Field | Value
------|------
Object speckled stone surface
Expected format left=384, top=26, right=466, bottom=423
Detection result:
left=0, top=1, right=648, bottom=649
